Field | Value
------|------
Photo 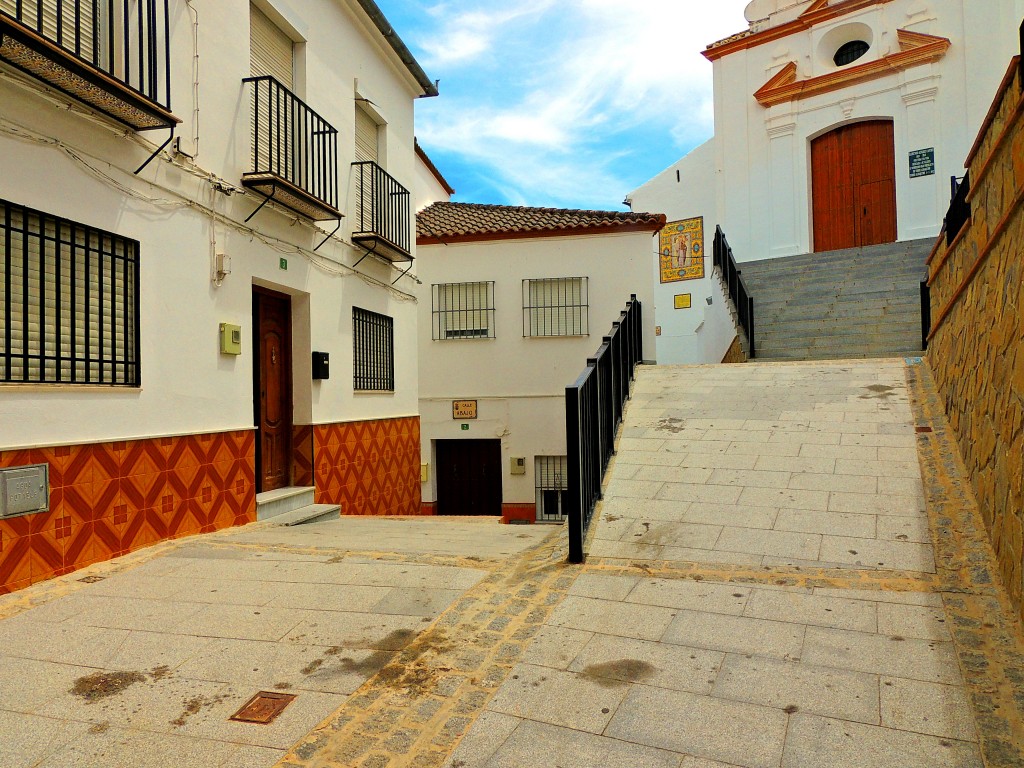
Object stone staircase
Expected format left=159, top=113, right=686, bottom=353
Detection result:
left=255, top=486, right=340, bottom=526
left=737, top=239, right=932, bottom=361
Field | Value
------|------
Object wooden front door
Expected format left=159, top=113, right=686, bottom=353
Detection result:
left=435, top=440, right=502, bottom=516
left=811, top=121, right=897, bottom=252
left=254, top=288, right=293, bottom=492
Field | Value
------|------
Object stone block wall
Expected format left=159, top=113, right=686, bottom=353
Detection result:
left=927, top=56, right=1024, bottom=618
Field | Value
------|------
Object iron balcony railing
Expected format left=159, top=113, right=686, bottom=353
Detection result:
left=351, top=160, right=412, bottom=261
left=242, top=75, right=340, bottom=221
left=712, top=226, right=755, bottom=359
left=0, top=0, right=175, bottom=130
left=565, top=295, right=643, bottom=564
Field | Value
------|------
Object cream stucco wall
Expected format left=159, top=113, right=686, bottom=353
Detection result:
left=414, top=151, right=453, bottom=212
left=415, top=230, right=657, bottom=508
left=628, top=140, right=739, bottom=365
left=0, top=0, right=425, bottom=449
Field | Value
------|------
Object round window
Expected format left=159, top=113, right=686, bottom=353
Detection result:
left=834, top=40, right=870, bottom=66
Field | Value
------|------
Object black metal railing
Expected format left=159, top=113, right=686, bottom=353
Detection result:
left=944, top=171, right=970, bottom=246
left=920, top=280, right=931, bottom=351
left=0, top=0, right=172, bottom=113
left=565, top=295, right=643, bottom=564
left=352, top=161, right=412, bottom=255
left=244, top=75, right=339, bottom=213
left=712, top=226, right=755, bottom=358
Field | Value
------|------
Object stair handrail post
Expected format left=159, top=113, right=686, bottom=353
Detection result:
left=748, top=296, right=756, bottom=358
left=565, top=381, right=584, bottom=563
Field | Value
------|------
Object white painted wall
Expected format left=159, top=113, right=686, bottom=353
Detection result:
left=415, top=230, right=657, bottom=506
left=628, top=0, right=1023, bottom=364
left=0, top=0, right=425, bottom=449
left=629, top=140, right=738, bottom=365
left=414, top=150, right=453, bottom=212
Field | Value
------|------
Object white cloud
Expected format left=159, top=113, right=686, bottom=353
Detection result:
left=417, top=0, right=557, bottom=66
left=411, top=0, right=751, bottom=207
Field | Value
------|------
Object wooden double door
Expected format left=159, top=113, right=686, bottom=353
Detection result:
left=435, top=440, right=502, bottom=516
left=811, top=120, right=897, bottom=252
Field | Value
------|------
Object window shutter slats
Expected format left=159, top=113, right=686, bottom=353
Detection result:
left=355, top=107, right=379, bottom=164
left=250, top=5, right=293, bottom=89
left=0, top=199, right=139, bottom=385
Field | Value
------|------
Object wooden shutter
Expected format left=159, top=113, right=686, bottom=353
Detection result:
left=250, top=5, right=293, bottom=89
left=355, top=106, right=379, bottom=164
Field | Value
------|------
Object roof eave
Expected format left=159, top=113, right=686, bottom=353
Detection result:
left=417, top=220, right=666, bottom=246
left=353, top=0, right=439, bottom=98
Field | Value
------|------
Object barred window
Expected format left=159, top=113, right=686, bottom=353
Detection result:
left=353, top=307, right=393, bottom=391
left=523, top=277, right=588, bottom=337
left=833, top=40, right=869, bottom=67
left=535, top=455, right=569, bottom=522
left=1, top=199, right=140, bottom=386
left=431, top=281, right=495, bottom=340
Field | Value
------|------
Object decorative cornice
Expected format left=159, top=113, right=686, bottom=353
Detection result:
left=753, top=29, right=951, bottom=107
left=704, top=0, right=897, bottom=62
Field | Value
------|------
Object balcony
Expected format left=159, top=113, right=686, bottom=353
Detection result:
left=0, top=0, right=178, bottom=131
left=351, top=161, right=412, bottom=262
left=242, top=75, right=341, bottom=222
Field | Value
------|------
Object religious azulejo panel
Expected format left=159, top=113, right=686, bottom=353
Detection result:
left=660, top=217, right=704, bottom=283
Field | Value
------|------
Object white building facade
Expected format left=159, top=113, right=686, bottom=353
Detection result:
left=0, top=0, right=434, bottom=592
left=414, top=203, right=662, bottom=523
left=629, top=0, right=1024, bottom=364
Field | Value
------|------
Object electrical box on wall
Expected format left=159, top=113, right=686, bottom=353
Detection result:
left=420, top=463, right=429, bottom=482
left=219, top=323, right=242, bottom=355
left=510, top=457, right=526, bottom=475
left=0, top=464, right=49, bottom=518
left=312, top=351, right=330, bottom=380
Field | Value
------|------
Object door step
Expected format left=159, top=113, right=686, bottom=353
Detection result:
left=266, top=503, right=341, bottom=527
left=256, top=486, right=315, bottom=521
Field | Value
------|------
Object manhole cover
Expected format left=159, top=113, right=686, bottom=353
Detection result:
left=229, top=691, right=296, bottom=724
left=915, top=426, right=933, bottom=433
left=77, top=575, right=106, bottom=583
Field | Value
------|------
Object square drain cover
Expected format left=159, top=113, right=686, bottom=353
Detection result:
left=230, top=691, right=296, bottom=724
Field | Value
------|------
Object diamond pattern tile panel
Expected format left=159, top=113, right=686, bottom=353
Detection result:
left=310, top=417, right=423, bottom=516
left=0, top=430, right=256, bottom=595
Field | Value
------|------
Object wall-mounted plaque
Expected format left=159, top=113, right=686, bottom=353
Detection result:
left=909, top=148, right=935, bottom=178
left=452, top=400, right=478, bottom=420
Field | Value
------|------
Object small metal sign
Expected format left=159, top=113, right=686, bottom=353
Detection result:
left=452, top=400, right=477, bottom=420
left=674, top=294, right=692, bottom=310
left=909, top=148, right=935, bottom=178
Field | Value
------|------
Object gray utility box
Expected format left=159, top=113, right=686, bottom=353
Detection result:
left=0, top=464, right=49, bottom=518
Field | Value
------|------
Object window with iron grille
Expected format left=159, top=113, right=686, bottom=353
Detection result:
left=523, top=277, right=588, bottom=337
left=1, top=199, right=140, bottom=386
left=431, top=281, right=495, bottom=340
left=353, top=307, right=394, bottom=391
left=535, top=455, right=569, bottom=522
left=833, top=40, right=870, bottom=66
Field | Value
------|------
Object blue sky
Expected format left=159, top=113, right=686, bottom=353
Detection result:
left=377, top=0, right=752, bottom=211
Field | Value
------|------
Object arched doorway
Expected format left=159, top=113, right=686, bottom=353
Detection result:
left=811, top=120, right=897, bottom=252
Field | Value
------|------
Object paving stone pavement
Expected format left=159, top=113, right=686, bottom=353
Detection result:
left=2, top=359, right=1023, bottom=768
left=440, top=359, right=1024, bottom=768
